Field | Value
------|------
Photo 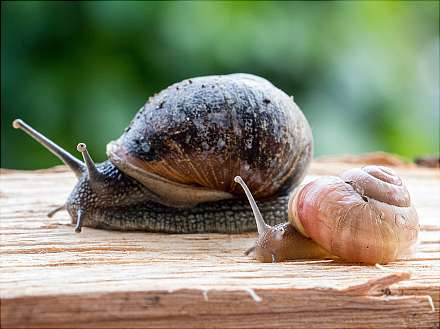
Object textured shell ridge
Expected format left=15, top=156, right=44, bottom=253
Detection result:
left=289, top=166, right=419, bottom=263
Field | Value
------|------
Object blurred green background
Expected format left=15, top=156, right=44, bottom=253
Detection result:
left=2, top=1, right=439, bottom=169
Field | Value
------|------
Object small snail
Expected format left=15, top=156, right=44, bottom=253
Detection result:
left=13, top=74, right=312, bottom=233
left=234, top=165, right=420, bottom=264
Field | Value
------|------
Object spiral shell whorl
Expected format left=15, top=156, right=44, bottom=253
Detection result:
left=288, top=166, right=419, bottom=264
left=340, top=166, right=410, bottom=207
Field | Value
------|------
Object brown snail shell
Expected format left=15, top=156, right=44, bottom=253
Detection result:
left=108, top=74, right=313, bottom=207
left=289, top=166, right=420, bottom=264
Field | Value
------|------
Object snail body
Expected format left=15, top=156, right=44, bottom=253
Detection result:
left=13, top=74, right=312, bottom=233
left=235, top=165, right=419, bottom=264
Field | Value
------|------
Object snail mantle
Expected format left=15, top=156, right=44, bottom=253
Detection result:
left=1, top=154, right=439, bottom=329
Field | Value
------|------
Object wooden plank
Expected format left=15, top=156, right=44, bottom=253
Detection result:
left=1, top=155, right=439, bottom=328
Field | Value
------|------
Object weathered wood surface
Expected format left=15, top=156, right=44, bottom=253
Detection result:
left=1, top=154, right=439, bottom=328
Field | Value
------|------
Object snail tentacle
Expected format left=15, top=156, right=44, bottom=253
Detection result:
left=77, top=143, right=107, bottom=188
left=47, top=204, right=66, bottom=218
left=12, top=119, right=85, bottom=178
left=234, top=176, right=270, bottom=235
left=75, top=209, right=85, bottom=233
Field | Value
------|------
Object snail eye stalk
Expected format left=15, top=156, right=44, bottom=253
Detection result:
left=12, top=119, right=85, bottom=178
left=234, top=176, right=270, bottom=235
left=76, top=143, right=104, bottom=184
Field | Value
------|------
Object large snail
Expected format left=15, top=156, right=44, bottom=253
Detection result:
left=234, top=165, right=420, bottom=264
left=13, top=74, right=312, bottom=233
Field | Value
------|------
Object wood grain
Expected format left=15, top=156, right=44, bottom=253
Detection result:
left=1, top=155, right=439, bottom=328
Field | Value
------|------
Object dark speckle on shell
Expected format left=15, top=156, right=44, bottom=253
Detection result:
left=110, top=74, right=313, bottom=200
